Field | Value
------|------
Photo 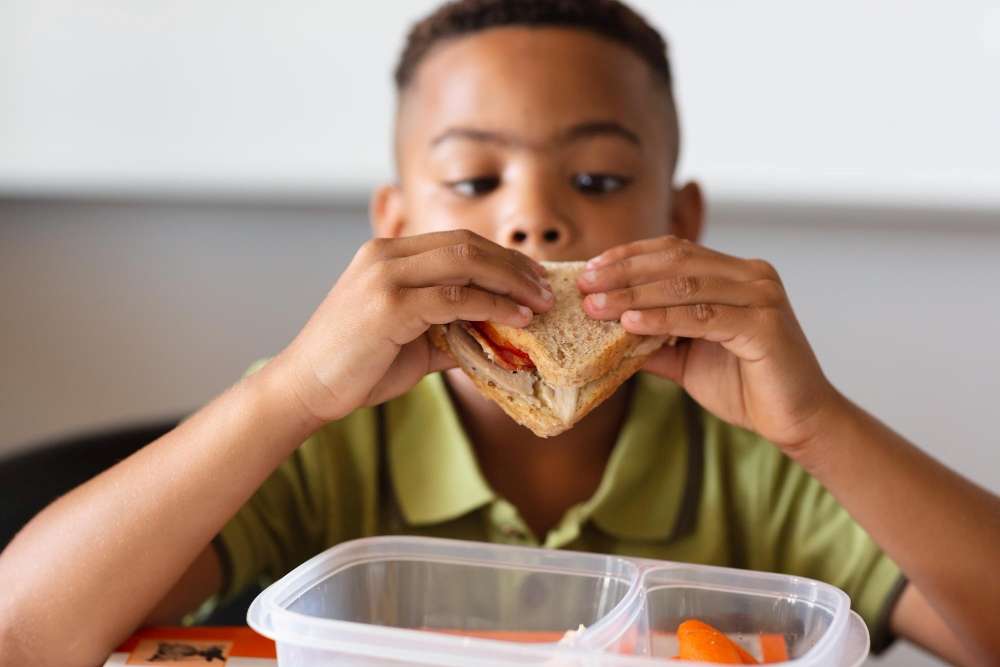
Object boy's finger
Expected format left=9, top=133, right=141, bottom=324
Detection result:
left=400, top=285, right=535, bottom=334
left=585, top=236, right=683, bottom=268
left=367, top=230, right=486, bottom=258
left=427, top=343, right=458, bottom=373
left=586, top=235, right=744, bottom=271
left=578, top=250, right=762, bottom=293
left=387, top=244, right=553, bottom=313
left=368, top=231, right=547, bottom=278
left=620, top=304, right=778, bottom=363
left=583, top=277, right=784, bottom=320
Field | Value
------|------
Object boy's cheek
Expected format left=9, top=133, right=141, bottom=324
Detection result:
left=575, top=205, right=670, bottom=250
left=400, top=197, right=494, bottom=237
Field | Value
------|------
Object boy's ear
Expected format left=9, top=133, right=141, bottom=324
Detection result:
left=668, top=181, right=705, bottom=243
left=370, top=184, right=405, bottom=238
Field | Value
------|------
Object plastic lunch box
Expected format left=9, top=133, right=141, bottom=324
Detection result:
left=248, top=536, right=870, bottom=666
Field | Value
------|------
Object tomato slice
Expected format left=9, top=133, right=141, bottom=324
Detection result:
left=470, top=322, right=535, bottom=371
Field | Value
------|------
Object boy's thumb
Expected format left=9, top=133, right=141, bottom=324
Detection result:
left=640, top=340, right=687, bottom=384
left=428, top=345, right=457, bottom=373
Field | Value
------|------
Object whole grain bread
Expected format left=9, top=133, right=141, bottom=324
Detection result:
left=428, top=260, right=669, bottom=437
left=491, top=261, right=655, bottom=387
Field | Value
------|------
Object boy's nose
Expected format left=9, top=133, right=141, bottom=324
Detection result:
left=499, top=217, right=573, bottom=255
left=496, top=175, right=575, bottom=256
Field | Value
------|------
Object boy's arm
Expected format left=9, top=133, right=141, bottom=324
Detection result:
left=579, top=236, right=1000, bottom=665
left=0, top=361, right=320, bottom=667
left=799, top=396, right=1000, bottom=666
left=143, top=543, right=223, bottom=625
left=0, top=231, right=551, bottom=667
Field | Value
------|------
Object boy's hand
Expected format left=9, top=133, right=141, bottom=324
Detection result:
left=275, top=230, right=552, bottom=424
left=578, top=236, right=839, bottom=451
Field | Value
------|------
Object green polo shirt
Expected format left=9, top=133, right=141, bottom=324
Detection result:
left=209, top=362, right=904, bottom=651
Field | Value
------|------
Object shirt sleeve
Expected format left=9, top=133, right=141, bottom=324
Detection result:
left=741, top=431, right=907, bottom=654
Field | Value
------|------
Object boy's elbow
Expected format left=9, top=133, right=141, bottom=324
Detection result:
left=0, top=595, right=103, bottom=667
left=0, top=600, right=29, bottom=667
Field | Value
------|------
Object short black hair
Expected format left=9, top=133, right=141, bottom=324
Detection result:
left=394, top=0, right=673, bottom=91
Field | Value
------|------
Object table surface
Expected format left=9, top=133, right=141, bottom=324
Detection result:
left=104, top=626, right=276, bottom=666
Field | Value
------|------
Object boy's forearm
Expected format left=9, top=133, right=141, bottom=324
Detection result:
left=795, top=395, right=1000, bottom=662
left=0, top=358, right=320, bottom=667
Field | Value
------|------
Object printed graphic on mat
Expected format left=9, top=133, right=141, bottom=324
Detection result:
left=126, top=639, right=233, bottom=665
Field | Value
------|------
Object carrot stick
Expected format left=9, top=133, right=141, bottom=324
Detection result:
left=677, top=619, right=758, bottom=664
left=759, top=633, right=790, bottom=663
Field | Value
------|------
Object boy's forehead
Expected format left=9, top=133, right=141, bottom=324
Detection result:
left=396, top=27, right=674, bottom=154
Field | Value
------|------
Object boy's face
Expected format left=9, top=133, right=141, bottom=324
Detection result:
left=374, top=27, right=702, bottom=261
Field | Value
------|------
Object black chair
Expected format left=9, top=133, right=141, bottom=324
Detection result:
left=0, top=418, right=260, bottom=625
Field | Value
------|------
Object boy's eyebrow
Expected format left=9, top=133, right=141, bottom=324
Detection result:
left=430, top=120, right=641, bottom=149
left=561, top=121, right=641, bottom=146
left=431, top=128, right=516, bottom=148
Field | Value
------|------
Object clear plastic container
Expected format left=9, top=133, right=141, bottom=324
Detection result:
left=248, top=536, right=870, bottom=666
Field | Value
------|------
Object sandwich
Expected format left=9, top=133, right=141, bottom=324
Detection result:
left=430, top=261, right=671, bottom=437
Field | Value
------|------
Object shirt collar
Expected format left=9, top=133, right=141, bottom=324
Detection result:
left=583, top=373, right=690, bottom=541
left=387, top=372, right=691, bottom=542
left=386, top=373, right=495, bottom=525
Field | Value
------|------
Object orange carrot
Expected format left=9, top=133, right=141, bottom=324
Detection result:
left=759, top=633, right=790, bottom=663
left=677, top=619, right=759, bottom=664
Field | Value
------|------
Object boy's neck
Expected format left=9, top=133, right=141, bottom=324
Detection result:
left=442, top=368, right=632, bottom=538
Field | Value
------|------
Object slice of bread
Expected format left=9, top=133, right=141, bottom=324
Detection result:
left=491, top=261, right=644, bottom=387
left=429, top=260, right=670, bottom=437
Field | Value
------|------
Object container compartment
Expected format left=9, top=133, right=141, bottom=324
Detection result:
left=626, top=564, right=852, bottom=664
left=249, top=536, right=641, bottom=665
left=292, top=557, right=631, bottom=635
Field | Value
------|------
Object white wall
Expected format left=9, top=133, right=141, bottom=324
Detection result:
left=0, top=200, right=371, bottom=450
left=3, top=1, right=1000, bottom=206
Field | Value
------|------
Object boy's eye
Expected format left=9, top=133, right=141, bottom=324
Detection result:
left=447, top=176, right=500, bottom=197
left=572, top=173, right=630, bottom=195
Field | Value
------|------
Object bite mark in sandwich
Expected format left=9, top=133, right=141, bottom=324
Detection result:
left=432, top=261, right=673, bottom=438
left=467, top=322, right=535, bottom=371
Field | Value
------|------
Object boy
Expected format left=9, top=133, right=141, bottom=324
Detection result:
left=1, top=2, right=997, bottom=665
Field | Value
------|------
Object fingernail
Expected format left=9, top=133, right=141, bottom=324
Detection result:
left=517, top=305, right=532, bottom=320
left=581, top=270, right=597, bottom=284
left=540, top=287, right=553, bottom=301
left=586, top=255, right=606, bottom=268
left=589, top=292, right=607, bottom=308
left=623, top=310, right=641, bottom=323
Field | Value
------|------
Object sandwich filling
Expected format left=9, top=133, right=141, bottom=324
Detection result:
left=467, top=322, right=535, bottom=371
left=445, top=322, right=580, bottom=423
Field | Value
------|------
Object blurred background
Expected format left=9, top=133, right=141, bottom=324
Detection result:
left=1, top=2, right=998, bottom=664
